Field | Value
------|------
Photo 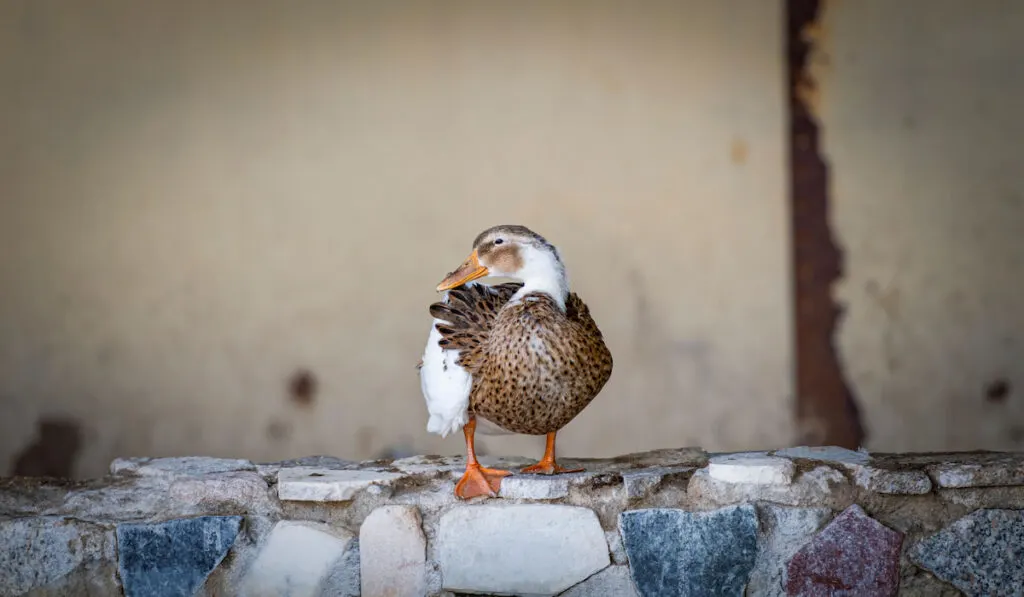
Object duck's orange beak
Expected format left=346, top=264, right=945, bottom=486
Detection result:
left=437, top=249, right=489, bottom=291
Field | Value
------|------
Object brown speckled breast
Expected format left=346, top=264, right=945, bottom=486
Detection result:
left=468, top=292, right=613, bottom=435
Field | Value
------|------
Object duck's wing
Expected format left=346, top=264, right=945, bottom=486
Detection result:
left=419, top=282, right=521, bottom=438
left=428, top=282, right=522, bottom=374
left=564, top=291, right=614, bottom=389
left=565, top=292, right=604, bottom=338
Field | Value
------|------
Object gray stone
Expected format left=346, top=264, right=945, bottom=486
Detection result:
left=936, top=485, right=1024, bottom=510
left=621, top=467, right=693, bottom=499
left=200, top=516, right=275, bottom=597
left=423, top=560, right=444, bottom=597
left=58, top=478, right=172, bottom=522
left=689, top=466, right=847, bottom=507
left=909, top=508, right=1024, bottom=597
left=438, top=504, right=610, bottom=596
left=774, top=446, right=871, bottom=466
left=57, top=471, right=276, bottom=523
left=709, top=453, right=795, bottom=485
left=785, top=504, right=903, bottom=597
left=0, top=478, right=73, bottom=517
left=360, top=505, right=426, bottom=597
left=322, top=538, right=361, bottom=597
left=278, top=467, right=404, bottom=502
left=929, top=457, right=1024, bottom=488
left=391, top=455, right=466, bottom=475
left=521, top=451, right=701, bottom=478
left=606, top=529, right=628, bottom=565
left=774, top=446, right=932, bottom=495
left=853, top=468, right=932, bottom=495
left=619, top=504, right=759, bottom=597
left=560, top=565, right=639, bottom=597
left=256, top=456, right=355, bottom=480
left=608, top=447, right=709, bottom=469
left=239, top=520, right=358, bottom=597
left=111, top=456, right=256, bottom=477
left=477, top=455, right=536, bottom=470
left=0, top=516, right=119, bottom=596
left=622, top=469, right=664, bottom=499
left=897, top=569, right=966, bottom=597
left=499, top=475, right=570, bottom=500
left=168, top=471, right=279, bottom=518
left=116, top=515, right=242, bottom=597
left=747, top=505, right=833, bottom=597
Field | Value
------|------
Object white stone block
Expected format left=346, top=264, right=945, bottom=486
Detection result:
left=709, top=453, right=795, bottom=485
left=277, top=467, right=403, bottom=502
left=438, top=504, right=610, bottom=596
left=239, top=521, right=357, bottom=597
left=360, top=505, right=426, bottom=597
left=499, top=475, right=570, bottom=500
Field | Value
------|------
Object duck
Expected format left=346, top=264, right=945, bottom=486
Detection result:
left=418, top=224, right=613, bottom=499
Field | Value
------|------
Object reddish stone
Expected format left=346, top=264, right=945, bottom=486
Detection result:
left=785, top=504, right=903, bottom=597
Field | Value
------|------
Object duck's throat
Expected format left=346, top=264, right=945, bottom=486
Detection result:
left=513, top=279, right=568, bottom=310
left=511, top=251, right=569, bottom=310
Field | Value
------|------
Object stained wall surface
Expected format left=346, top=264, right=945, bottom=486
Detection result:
left=818, top=1, right=1024, bottom=451
left=0, top=0, right=792, bottom=477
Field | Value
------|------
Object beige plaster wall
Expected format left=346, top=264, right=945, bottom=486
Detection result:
left=817, top=1, right=1024, bottom=451
left=0, top=0, right=791, bottom=477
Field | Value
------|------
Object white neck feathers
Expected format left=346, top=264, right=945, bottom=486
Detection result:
left=510, top=245, right=568, bottom=310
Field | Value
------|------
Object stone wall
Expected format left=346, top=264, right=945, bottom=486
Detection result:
left=2, top=447, right=1023, bottom=596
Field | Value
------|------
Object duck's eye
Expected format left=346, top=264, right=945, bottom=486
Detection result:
left=493, top=238, right=504, bottom=246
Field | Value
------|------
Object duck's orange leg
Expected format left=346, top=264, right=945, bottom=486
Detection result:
left=454, top=416, right=511, bottom=499
left=521, top=431, right=584, bottom=474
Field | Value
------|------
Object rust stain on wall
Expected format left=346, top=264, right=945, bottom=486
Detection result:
left=730, top=138, right=749, bottom=165
left=787, top=0, right=865, bottom=448
left=287, top=369, right=318, bottom=407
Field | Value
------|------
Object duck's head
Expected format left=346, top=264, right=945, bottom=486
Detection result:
left=436, top=224, right=569, bottom=307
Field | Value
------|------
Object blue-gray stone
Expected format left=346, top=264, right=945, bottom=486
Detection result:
left=117, top=516, right=243, bottom=597
left=620, top=505, right=759, bottom=597
left=909, top=508, right=1024, bottom=597
left=0, top=516, right=120, bottom=596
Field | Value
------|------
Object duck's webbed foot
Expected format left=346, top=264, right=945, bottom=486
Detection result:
left=455, top=463, right=511, bottom=498
left=520, top=431, right=583, bottom=475
left=454, top=416, right=510, bottom=499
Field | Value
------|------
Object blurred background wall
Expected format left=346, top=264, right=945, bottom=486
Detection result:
left=0, top=0, right=1020, bottom=479
left=818, top=1, right=1024, bottom=452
